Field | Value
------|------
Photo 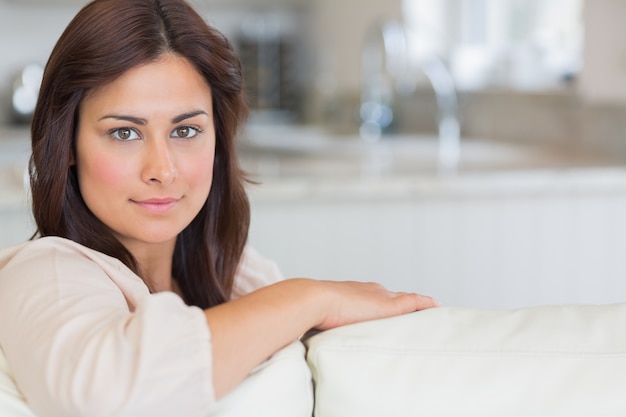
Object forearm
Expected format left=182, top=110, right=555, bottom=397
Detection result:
left=204, top=278, right=325, bottom=399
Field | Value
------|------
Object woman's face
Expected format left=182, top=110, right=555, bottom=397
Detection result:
left=76, top=54, right=215, bottom=255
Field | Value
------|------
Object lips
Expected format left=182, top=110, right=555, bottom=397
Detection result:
left=132, top=197, right=180, bottom=213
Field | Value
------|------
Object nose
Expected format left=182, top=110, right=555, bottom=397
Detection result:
left=141, top=138, right=177, bottom=186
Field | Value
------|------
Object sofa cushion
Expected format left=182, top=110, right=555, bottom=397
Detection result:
left=305, top=304, right=626, bottom=417
left=0, top=341, right=313, bottom=417
left=206, top=341, right=313, bottom=417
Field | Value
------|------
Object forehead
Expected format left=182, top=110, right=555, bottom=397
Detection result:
left=81, top=55, right=213, bottom=113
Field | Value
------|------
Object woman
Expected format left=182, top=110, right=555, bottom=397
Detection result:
left=0, top=0, right=438, bottom=416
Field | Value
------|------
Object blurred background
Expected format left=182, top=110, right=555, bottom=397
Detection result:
left=2, top=0, right=626, bottom=309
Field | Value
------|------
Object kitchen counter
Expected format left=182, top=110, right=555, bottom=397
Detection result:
left=239, top=124, right=626, bottom=202
left=0, top=127, right=32, bottom=247
left=244, top=167, right=626, bottom=203
left=0, top=128, right=30, bottom=209
left=0, top=127, right=31, bottom=210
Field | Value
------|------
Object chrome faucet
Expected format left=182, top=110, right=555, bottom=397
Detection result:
left=359, top=20, right=460, bottom=175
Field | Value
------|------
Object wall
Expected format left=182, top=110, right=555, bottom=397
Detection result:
left=308, top=0, right=402, bottom=96
left=2, top=0, right=626, bottom=150
left=579, top=0, right=626, bottom=104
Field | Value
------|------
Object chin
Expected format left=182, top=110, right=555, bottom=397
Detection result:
left=120, top=229, right=183, bottom=247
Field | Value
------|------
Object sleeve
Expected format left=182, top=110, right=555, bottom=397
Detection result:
left=0, top=240, right=214, bottom=417
left=230, top=246, right=284, bottom=300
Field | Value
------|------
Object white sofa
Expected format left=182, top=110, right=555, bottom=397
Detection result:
left=2, top=303, right=626, bottom=416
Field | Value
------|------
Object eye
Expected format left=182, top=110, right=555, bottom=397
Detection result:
left=172, top=126, right=200, bottom=139
left=111, top=127, right=140, bottom=141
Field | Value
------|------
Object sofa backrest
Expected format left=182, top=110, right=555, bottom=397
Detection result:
left=305, top=304, right=626, bottom=417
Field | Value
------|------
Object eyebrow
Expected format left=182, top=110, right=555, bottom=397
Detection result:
left=172, top=110, right=209, bottom=124
left=99, top=110, right=209, bottom=125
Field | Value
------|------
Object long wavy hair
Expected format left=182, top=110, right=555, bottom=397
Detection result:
left=29, top=0, right=250, bottom=309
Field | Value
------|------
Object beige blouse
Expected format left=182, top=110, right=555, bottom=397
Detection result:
left=0, top=236, right=283, bottom=417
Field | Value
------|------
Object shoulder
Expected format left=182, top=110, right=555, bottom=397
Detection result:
left=0, top=236, right=148, bottom=304
left=0, top=238, right=213, bottom=416
left=231, top=246, right=284, bottom=299
left=0, top=236, right=121, bottom=270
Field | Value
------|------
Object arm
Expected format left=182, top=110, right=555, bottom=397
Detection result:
left=206, top=278, right=438, bottom=399
left=0, top=239, right=216, bottom=417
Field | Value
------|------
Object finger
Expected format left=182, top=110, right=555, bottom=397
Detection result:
left=394, top=293, right=440, bottom=311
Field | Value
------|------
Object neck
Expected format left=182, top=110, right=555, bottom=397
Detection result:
left=124, top=239, right=177, bottom=294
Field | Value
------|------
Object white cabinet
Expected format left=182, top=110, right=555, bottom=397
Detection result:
left=247, top=173, right=626, bottom=309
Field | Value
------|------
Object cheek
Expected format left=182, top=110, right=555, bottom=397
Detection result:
left=181, top=153, right=215, bottom=193
left=78, top=152, right=132, bottom=199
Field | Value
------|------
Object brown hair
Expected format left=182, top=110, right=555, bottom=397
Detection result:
left=29, top=0, right=250, bottom=309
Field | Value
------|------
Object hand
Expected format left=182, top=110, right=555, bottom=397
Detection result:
left=314, top=280, right=439, bottom=331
